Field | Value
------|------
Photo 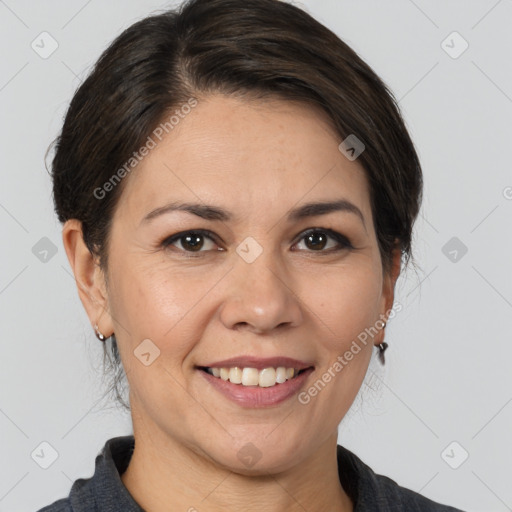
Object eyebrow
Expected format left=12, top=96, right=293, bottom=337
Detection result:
left=141, top=199, right=366, bottom=228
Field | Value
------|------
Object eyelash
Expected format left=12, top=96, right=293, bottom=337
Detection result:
left=161, top=228, right=354, bottom=257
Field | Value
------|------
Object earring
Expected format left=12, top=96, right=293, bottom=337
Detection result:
left=377, top=342, right=389, bottom=364
left=94, top=324, right=106, bottom=342
left=377, top=320, right=388, bottom=364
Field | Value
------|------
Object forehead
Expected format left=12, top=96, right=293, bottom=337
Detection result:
left=115, top=94, right=372, bottom=226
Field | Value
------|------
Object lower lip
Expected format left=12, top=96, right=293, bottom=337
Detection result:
left=198, top=368, right=314, bottom=408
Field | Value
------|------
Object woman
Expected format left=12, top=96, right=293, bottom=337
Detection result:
left=38, top=0, right=465, bottom=510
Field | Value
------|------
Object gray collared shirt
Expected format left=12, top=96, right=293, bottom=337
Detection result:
left=36, top=435, right=465, bottom=511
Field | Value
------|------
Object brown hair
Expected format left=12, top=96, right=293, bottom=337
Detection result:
left=50, top=0, right=423, bottom=410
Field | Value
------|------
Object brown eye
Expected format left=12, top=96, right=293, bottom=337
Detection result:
left=294, top=228, right=353, bottom=253
left=179, top=234, right=206, bottom=252
left=162, top=230, right=220, bottom=255
left=304, top=231, right=329, bottom=250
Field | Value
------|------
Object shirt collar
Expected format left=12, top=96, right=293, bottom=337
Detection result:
left=69, top=435, right=143, bottom=511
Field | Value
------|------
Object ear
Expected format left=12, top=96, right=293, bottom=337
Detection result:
left=62, top=219, right=114, bottom=338
left=375, top=241, right=402, bottom=345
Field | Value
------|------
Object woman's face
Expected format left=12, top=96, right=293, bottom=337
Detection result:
left=91, top=94, right=397, bottom=472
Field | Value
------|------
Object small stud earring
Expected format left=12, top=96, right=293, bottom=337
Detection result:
left=94, top=324, right=106, bottom=342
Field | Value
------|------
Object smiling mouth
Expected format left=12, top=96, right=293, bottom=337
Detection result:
left=198, top=366, right=312, bottom=388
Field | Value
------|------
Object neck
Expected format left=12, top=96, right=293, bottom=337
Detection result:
left=120, top=423, right=353, bottom=512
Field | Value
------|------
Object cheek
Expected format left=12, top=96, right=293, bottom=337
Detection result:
left=107, top=258, right=216, bottom=354
left=308, top=262, right=382, bottom=348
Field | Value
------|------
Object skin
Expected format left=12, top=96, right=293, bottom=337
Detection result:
left=63, top=94, right=401, bottom=512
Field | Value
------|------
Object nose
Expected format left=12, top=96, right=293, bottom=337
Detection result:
left=219, top=249, right=304, bottom=335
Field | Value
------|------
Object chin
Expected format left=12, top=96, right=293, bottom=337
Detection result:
left=202, top=436, right=307, bottom=476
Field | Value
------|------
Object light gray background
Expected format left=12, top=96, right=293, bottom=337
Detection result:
left=1, top=1, right=511, bottom=511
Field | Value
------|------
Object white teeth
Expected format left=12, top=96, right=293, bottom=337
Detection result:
left=229, top=367, right=243, bottom=384
left=276, top=367, right=287, bottom=384
left=259, top=368, right=276, bottom=387
left=205, top=366, right=304, bottom=387
left=242, top=367, right=259, bottom=386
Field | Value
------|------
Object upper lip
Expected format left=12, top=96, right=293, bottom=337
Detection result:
left=198, top=356, right=314, bottom=371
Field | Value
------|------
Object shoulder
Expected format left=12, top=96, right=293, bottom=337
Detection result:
left=370, top=472, right=465, bottom=511
left=35, top=498, right=72, bottom=512
left=35, top=435, right=138, bottom=512
left=336, top=444, right=466, bottom=511
left=34, top=475, right=98, bottom=512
